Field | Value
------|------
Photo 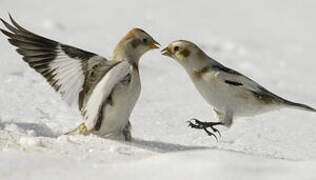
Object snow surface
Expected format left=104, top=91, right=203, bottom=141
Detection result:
left=1, top=0, right=316, bottom=179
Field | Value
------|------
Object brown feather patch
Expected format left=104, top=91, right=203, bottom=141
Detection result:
left=194, top=66, right=209, bottom=79
left=131, top=39, right=141, bottom=48
left=233, top=91, right=250, bottom=99
left=179, top=48, right=191, bottom=57
left=252, top=92, right=276, bottom=104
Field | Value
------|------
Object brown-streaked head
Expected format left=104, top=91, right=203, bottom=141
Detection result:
left=127, top=28, right=160, bottom=49
left=161, top=40, right=210, bottom=71
left=161, top=40, right=205, bottom=61
left=113, top=28, right=160, bottom=61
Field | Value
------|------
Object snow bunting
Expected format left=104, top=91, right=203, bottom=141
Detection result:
left=0, top=15, right=160, bottom=141
left=161, top=40, right=315, bottom=140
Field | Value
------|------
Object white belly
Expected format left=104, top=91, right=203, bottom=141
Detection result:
left=191, top=75, right=278, bottom=117
left=94, top=70, right=141, bottom=139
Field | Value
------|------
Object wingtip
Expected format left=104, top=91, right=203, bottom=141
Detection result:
left=8, top=13, right=17, bottom=26
left=0, top=17, right=11, bottom=27
left=8, top=13, right=15, bottom=23
left=7, top=14, right=29, bottom=33
left=3, top=12, right=12, bottom=23
left=0, top=18, right=9, bottom=31
left=0, top=17, right=6, bottom=24
left=0, top=13, right=16, bottom=27
left=0, top=27, right=13, bottom=38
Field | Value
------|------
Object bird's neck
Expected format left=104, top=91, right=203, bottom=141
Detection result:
left=184, top=55, right=209, bottom=71
left=112, top=45, right=141, bottom=66
left=183, top=55, right=219, bottom=76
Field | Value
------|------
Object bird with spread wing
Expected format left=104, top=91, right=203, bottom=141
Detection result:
left=0, top=15, right=160, bottom=141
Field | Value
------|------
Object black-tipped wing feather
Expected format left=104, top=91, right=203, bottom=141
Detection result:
left=0, top=16, right=111, bottom=108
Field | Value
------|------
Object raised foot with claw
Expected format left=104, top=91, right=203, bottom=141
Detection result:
left=187, top=119, right=223, bottom=141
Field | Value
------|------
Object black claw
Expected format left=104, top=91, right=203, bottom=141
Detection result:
left=187, top=120, right=194, bottom=128
left=210, top=126, right=222, bottom=138
left=203, top=127, right=218, bottom=142
left=187, top=119, right=203, bottom=129
left=186, top=118, right=223, bottom=141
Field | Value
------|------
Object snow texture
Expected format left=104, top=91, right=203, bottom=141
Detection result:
left=0, top=0, right=316, bottom=179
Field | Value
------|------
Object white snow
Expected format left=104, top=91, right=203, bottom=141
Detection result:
left=1, top=0, right=316, bottom=179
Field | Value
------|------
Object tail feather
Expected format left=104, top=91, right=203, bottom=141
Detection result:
left=282, top=99, right=316, bottom=112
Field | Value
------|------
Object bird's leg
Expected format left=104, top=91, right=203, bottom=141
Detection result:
left=188, top=118, right=223, bottom=139
left=122, top=121, right=132, bottom=141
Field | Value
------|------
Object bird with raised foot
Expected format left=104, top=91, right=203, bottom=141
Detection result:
left=161, top=40, right=315, bottom=141
left=0, top=15, right=160, bottom=141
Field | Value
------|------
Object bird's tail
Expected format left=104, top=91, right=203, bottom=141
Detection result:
left=281, top=99, right=316, bottom=112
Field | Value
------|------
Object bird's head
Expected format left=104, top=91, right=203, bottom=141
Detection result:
left=161, top=40, right=209, bottom=70
left=113, top=28, right=160, bottom=62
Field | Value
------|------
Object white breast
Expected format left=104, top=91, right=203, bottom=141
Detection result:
left=94, top=67, right=141, bottom=138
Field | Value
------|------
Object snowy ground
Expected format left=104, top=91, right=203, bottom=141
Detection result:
left=1, top=0, right=316, bottom=179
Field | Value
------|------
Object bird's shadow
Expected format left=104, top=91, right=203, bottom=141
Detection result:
left=0, top=121, right=209, bottom=153
left=0, top=121, right=58, bottom=138
left=127, top=138, right=211, bottom=153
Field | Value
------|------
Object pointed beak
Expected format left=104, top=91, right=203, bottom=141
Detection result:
left=161, top=47, right=172, bottom=57
left=150, top=40, right=161, bottom=49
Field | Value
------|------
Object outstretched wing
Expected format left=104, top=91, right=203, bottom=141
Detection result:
left=0, top=15, right=109, bottom=108
left=83, top=61, right=132, bottom=130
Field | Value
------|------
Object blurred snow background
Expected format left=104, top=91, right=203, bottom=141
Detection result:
left=0, top=0, right=316, bottom=179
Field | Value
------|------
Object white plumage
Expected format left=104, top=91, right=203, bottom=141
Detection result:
left=49, top=45, right=85, bottom=106
left=84, top=61, right=131, bottom=130
left=162, top=40, right=315, bottom=139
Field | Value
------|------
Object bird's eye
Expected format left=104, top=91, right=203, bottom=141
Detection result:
left=174, top=46, right=180, bottom=52
left=142, top=38, right=148, bottom=44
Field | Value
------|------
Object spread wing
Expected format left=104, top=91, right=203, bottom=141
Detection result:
left=212, top=64, right=281, bottom=99
left=0, top=15, right=112, bottom=108
left=83, top=61, right=132, bottom=130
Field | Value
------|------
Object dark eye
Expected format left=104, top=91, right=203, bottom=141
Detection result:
left=174, top=46, right=180, bottom=52
left=142, top=38, right=148, bottom=44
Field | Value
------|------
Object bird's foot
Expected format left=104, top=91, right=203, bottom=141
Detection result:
left=65, top=123, right=92, bottom=136
left=187, top=118, right=223, bottom=141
